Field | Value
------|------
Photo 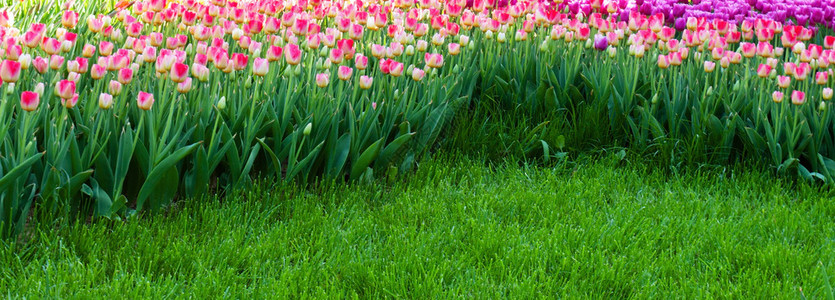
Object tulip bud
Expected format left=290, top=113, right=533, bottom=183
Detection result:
left=772, top=91, right=784, bottom=103
left=303, top=123, right=312, bottom=136
left=34, top=83, right=44, bottom=96
left=706, top=86, right=714, bottom=97
left=5, top=83, right=15, bottom=94
left=651, top=94, right=659, bottom=104
left=824, top=88, right=833, bottom=101
left=820, top=101, right=827, bottom=111
left=497, top=32, right=506, bottom=43
left=217, top=97, right=227, bottom=110
left=607, top=47, right=617, bottom=58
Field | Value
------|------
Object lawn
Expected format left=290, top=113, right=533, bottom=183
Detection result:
left=2, top=153, right=833, bottom=298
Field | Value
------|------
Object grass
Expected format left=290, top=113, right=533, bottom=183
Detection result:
left=1, top=152, right=834, bottom=298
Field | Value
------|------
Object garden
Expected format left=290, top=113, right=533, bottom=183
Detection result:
left=0, top=0, right=834, bottom=296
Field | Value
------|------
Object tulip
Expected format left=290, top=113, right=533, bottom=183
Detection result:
left=62, top=93, right=79, bottom=108
left=99, top=93, right=113, bottom=109
left=49, top=55, right=65, bottom=70
left=266, top=45, right=283, bottom=62
left=389, top=61, right=404, bottom=77
left=791, top=91, right=806, bottom=105
left=740, top=42, right=756, bottom=58
left=42, top=38, right=61, bottom=55
left=192, top=64, right=210, bottom=82
left=657, top=54, right=670, bottom=69
left=169, top=63, right=189, bottom=83
left=772, top=91, right=784, bottom=103
left=20, top=91, right=39, bottom=112
left=0, top=60, right=21, bottom=83
left=68, top=72, right=81, bottom=83
left=816, top=72, right=829, bottom=85
left=719, top=57, right=730, bottom=69
left=824, top=88, right=833, bottom=101
left=425, top=53, right=444, bottom=69
left=117, top=68, right=134, bottom=85
left=55, top=80, right=75, bottom=99
left=32, top=56, right=47, bottom=74
left=593, top=34, right=608, bottom=51
left=18, top=55, right=31, bottom=70
left=704, top=61, right=716, bottom=73
left=668, top=52, right=682, bottom=66
left=757, top=64, right=772, bottom=78
left=448, top=43, right=461, bottom=56
left=91, top=64, right=107, bottom=80
left=355, top=54, right=368, bottom=70
left=359, top=75, right=373, bottom=90
left=777, top=76, right=791, bottom=89
left=337, top=66, right=352, bottom=81
left=62, top=10, right=78, bottom=28
left=315, top=73, right=329, bottom=88
left=329, top=48, right=343, bottom=64
left=252, top=58, right=269, bottom=77
left=412, top=68, right=425, bottom=81
left=284, top=43, right=302, bottom=65
left=137, top=91, right=154, bottom=110
left=109, top=80, right=123, bottom=96
left=177, top=78, right=192, bottom=93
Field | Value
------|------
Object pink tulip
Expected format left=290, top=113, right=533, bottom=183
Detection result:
left=109, top=80, right=122, bottom=96
left=99, top=93, right=113, bottom=109
left=56, top=80, right=75, bottom=99
left=0, top=60, right=21, bottom=83
left=355, top=54, right=368, bottom=70
left=42, top=38, right=61, bottom=55
left=49, top=55, right=65, bottom=70
left=99, top=41, right=114, bottom=56
left=740, top=42, right=756, bottom=58
left=252, top=58, right=269, bottom=77
left=137, top=91, right=154, bottom=110
left=412, top=68, right=426, bottom=81
left=777, top=76, right=791, bottom=89
left=117, top=68, right=134, bottom=85
left=33, top=56, right=47, bottom=74
left=177, top=78, right=192, bottom=93
left=657, top=54, right=670, bottom=69
left=337, top=66, right=352, bottom=81
left=359, top=75, right=373, bottom=90
left=757, top=64, right=772, bottom=78
left=329, top=48, right=343, bottom=64
left=389, top=61, right=404, bottom=77
left=284, top=43, right=302, bottom=65
left=668, top=52, right=682, bottom=66
left=772, top=91, right=784, bottom=103
left=231, top=53, right=248, bottom=71
left=169, top=63, right=189, bottom=83
left=448, top=43, right=461, bottom=56
left=20, top=91, right=39, bottom=112
left=315, top=73, right=329, bottom=88
left=371, top=44, right=385, bottom=59
left=266, top=45, right=283, bottom=62
left=816, top=72, right=829, bottom=85
left=62, top=10, right=78, bottom=28
left=5, top=45, right=21, bottom=61
left=704, top=61, right=716, bottom=73
left=791, top=91, right=806, bottom=105
left=823, top=88, right=833, bottom=101
left=91, top=64, right=107, bottom=80
left=68, top=72, right=81, bottom=83
left=191, top=63, right=210, bottom=82
left=62, top=93, right=79, bottom=108
left=424, top=53, right=444, bottom=69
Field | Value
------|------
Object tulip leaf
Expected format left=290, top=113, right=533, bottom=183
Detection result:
left=325, top=134, right=351, bottom=180
left=350, top=137, right=384, bottom=180
left=136, top=143, right=200, bottom=212
left=376, top=133, right=415, bottom=169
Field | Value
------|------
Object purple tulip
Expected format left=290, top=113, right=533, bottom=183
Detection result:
left=593, top=35, right=608, bottom=51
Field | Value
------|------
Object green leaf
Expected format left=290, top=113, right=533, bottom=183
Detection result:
left=350, top=137, right=384, bottom=180
left=376, top=133, right=415, bottom=169
left=136, top=143, right=200, bottom=211
left=325, top=134, right=351, bottom=180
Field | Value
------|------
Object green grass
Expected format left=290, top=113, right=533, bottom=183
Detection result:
left=1, top=153, right=834, bottom=298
